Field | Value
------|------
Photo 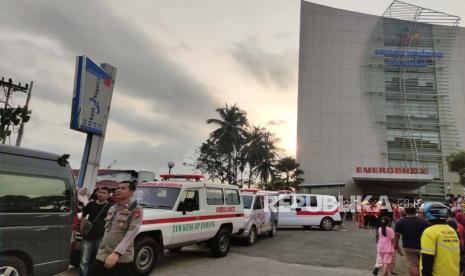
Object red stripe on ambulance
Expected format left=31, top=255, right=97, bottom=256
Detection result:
left=296, top=209, right=338, bottom=216
left=142, top=213, right=244, bottom=225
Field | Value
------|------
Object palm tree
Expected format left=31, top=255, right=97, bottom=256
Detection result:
left=207, top=104, right=248, bottom=184
left=242, top=126, right=266, bottom=187
left=252, top=131, right=278, bottom=189
left=275, top=157, right=304, bottom=188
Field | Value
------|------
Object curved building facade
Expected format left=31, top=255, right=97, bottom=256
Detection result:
left=297, top=0, right=465, bottom=200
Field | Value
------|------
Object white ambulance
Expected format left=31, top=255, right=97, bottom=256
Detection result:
left=132, top=176, right=245, bottom=275
left=276, top=193, right=341, bottom=231
left=235, top=188, right=278, bottom=245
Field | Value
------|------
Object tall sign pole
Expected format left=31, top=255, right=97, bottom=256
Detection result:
left=70, top=56, right=117, bottom=192
left=79, top=64, right=117, bottom=193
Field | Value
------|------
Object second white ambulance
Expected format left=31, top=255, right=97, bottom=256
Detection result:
left=276, top=193, right=341, bottom=231
left=235, top=189, right=278, bottom=245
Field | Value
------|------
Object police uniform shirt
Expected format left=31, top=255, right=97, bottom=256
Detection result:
left=96, top=199, right=143, bottom=263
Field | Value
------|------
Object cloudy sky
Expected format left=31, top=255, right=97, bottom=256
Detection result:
left=1, top=0, right=463, bottom=176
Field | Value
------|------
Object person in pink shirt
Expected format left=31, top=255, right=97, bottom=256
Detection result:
left=376, top=217, right=396, bottom=276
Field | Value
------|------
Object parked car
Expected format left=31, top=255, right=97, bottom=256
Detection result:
left=235, top=189, right=278, bottom=245
left=276, top=193, right=341, bottom=231
left=0, top=145, right=78, bottom=276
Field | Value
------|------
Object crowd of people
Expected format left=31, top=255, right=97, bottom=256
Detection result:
left=341, top=196, right=462, bottom=276
left=77, top=186, right=463, bottom=276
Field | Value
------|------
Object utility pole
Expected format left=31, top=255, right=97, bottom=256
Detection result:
left=16, top=81, right=33, bottom=146
left=0, top=77, right=30, bottom=144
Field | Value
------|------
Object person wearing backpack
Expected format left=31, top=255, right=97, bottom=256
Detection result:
left=90, top=181, right=143, bottom=276
left=79, top=187, right=111, bottom=276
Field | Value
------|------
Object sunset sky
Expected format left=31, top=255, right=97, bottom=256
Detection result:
left=1, top=0, right=462, bottom=175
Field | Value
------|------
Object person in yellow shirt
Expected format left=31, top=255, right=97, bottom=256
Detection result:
left=420, top=201, right=460, bottom=276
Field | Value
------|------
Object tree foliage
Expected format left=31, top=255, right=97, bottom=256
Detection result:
left=196, top=103, right=305, bottom=188
left=274, top=157, right=304, bottom=190
left=447, top=150, right=465, bottom=186
left=0, top=105, right=31, bottom=142
left=205, top=104, right=248, bottom=184
left=251, top=131, right=278, bottom=188
left=195, top=138, right=229, bottom=183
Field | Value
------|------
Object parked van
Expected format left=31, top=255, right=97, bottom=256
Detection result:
left=276, top=193, right=341, bottom=231
left=0, top=145, right=78, bottom=276
left=235, top=189, right=278, bottom=245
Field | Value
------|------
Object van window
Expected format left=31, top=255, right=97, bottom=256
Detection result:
left=225, top=189, right=240, bottom=205
left=177, top=190, right=199, bottom=211
left=297, top=195, right=318, bottom=207
left=242, top=195, right=253, bottom=209
left=206, top=188, right=224, bottom=205
left=278, top=195, right=292, bottom=207
left=310, top=196, right=318, bottom=207
left=0, top=173, right=71, bottom=213
left=253, top=196, right=263, bottom=210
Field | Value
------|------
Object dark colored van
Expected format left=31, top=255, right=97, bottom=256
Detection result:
left=0, top=145, right=78, bottom=276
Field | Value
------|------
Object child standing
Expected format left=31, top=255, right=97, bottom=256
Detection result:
left=376, top=217, right=395, bottom=276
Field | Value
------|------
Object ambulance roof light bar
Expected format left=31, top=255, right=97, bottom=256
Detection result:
left=159, top=174, right=203, bottom=182
left=240, top=188, right=262, bottom=193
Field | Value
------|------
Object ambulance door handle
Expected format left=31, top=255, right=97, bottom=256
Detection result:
left=294, top=208, right=302, bottom=212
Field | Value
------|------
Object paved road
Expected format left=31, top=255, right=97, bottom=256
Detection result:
left=58, top=222, right=408, bottom=275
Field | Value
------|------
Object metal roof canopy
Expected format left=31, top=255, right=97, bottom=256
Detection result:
left=353, top=173, right=433, bottom=190
left=384, top=0, right=461, bottom=27
left=352, top=173, right=434, bottom=183
left=299, top=183, right=346, bottom=188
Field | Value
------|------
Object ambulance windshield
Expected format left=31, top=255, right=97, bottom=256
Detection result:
left=135, top=186, right=181, bottom=209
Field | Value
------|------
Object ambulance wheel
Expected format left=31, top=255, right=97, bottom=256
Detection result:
left=320, top=217, right=334, bottom=231
left=247, top=226, right=257, bottom=246
left=209, top=228, right=231, bottom=257
left=268, top=222, right=277, bottom=237
left=134, top=236, right=159, bottom=275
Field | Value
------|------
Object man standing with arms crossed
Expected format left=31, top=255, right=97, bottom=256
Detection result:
left=420, top=202, right=460, bottom=276
left=90, top=181, right=143, bottom=276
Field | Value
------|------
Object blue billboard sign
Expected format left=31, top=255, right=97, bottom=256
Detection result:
left=70, top=56, right=114, bottom=135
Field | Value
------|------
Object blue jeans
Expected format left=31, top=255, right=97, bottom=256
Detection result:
left=79, top=238, right=102, bottom=276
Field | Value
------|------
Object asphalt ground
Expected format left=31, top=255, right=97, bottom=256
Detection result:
left=57, top=221, right=409, bottom=275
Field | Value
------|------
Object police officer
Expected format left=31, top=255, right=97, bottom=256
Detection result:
left=89, top=181, right=143, bottom=276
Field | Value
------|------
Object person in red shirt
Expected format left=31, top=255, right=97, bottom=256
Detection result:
left=393, top=204, right=401, bottom=223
